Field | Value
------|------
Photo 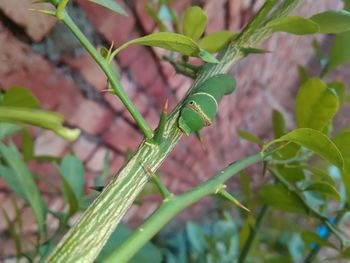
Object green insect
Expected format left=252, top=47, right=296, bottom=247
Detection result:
left=178, top=74, right=236, bottom=135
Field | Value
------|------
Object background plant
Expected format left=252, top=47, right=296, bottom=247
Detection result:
left=1, top=0, right=350, bottom=262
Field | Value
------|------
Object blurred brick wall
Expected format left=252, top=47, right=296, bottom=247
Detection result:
left=0, top=0, right=345, bottom=258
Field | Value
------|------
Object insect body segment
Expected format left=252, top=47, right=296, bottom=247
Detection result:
left=178, top=74, right=236, bottom=135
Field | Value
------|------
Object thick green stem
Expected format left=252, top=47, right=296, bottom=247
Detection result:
left=46, top=1, right=301, bottom=262
left=61, top=11, right=153, bottom=139
left=238, top=205, right=269, bottom=263
left=105, top=154, right=262, bottom=262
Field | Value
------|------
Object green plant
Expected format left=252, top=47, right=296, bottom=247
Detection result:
left=1, top=0, right=350, bottom=262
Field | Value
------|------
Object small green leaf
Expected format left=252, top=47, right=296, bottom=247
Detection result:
left=345, top=0, right=350, bottom=11
left=328, top=81, right=347, bottom=104
left=265, top=128, right=344, bottom=168
left=59, top=155, right=84, bottom=199
left=1, top=87, right=39, bottom=108
left=186, top=221, right=207, bottom=253
left=0, top=106, right=80, bottom=140
left=304, top=181, right=341, bottom=201
left=296, top=78, right=339, bottom=130
left=272, top=109, right=286, bottom=138
left=267, top=16, right=319, bottom=35
left=22, top=129, right=34, bottom=161
left=0, top=123, right=21, bottom=140
left=333, top=130, right=350, bottom=203
left=302, top=166, right=336, bottom=186
left=301, top=231, right=337, bottom=249
left=297, top=65, right=309, bottom=84
left=277, top=165, right=305, bottom=183
left=333, top=129, right=350, bottom=161
left=198, top=31, right=235, bottom=53
left=182, top=6, right=208, bottom=41
left=198, top=49, right=219, bottom=63
left=237, top=130, right=263, bottom=145
left=113, top=32, right=217, bottom=63
left=329, top=31, right=350, bottom=70
left=259, top=184, right=308, bottom=215
left=145, top=3, right=167, bottom=32
left=60, top=175, right=79, bottom=215
left=87, top=0, right=128, bottom=16
left=310, top=10, right=350, bottom=34
left=0, top=143, right=47, bottom=233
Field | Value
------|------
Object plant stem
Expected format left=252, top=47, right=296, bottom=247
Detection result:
left=46, top=1, right=301, bottom=262
left=238, top=205, right=269, bottom=263
left=61, top=11, right=153, bottom=139
left=105, top=154, right=263, bottom=262
left=303, top=210, right=345, bottom=263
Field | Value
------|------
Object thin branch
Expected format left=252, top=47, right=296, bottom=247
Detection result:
left=104, top=154, right=263, bottom=263
left=60, top=10, right=153, bottom=139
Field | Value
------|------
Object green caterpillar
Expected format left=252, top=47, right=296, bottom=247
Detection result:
left=178, top=74, right=236, bottom=135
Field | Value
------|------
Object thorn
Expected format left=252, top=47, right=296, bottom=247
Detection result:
left=153, top=99, right=168, bottom=144
left=217, top=188, right=250, bottom=212
left=241, top=47, right=272, bottom=55
left=100, top=88, right=114, bottom=93
left=195, top=130, right=207, bottom=153
left=89, top=186, right=104, bottom=192
left=28, top=8, right=56, bottom=16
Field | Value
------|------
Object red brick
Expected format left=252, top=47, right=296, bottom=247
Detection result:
left=34, top=130, right=70, bottom=157
left=129, top=50, right=158, bottom=86
left=135, top=0, right=156, bottom=33
left=204, top=0, right=226, bottom=33
left=146, top=76, right=168, bottom=108
left=117, top=44, right=146, bottom=68
left=67, top=99, right=114, bottom=135
left=109, top=154, right=125, bottom=176
left=133, top=92, right=151, bottom=115
left=78, top=0, right=135, bottom=45
left=72, top=136, right=98, bottom=162
left=0, top=0, right=56, bottom=41
left=104, top=74, right=137, bottom=112
left=86, top=147, right=114, bottom=172
left=145, top=108, right=161, bottom=130
left=62, top=53, right=107, bottom=91
left=0, top=25, right=80, bottom=110
left=102, top=118, right=142, bottom=152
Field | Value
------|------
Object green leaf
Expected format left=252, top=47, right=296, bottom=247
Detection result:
left=183, top=6, right=208, bottom=41
left=297, top=65, right=309, bottom=84
left=345, top=0, right=350, bottom=11
left=328, top=81, right=347, bottom=104
left=61, top=174, right=79, bottom=215
left=237, top=130, right=263, bottom=145
left=145, top=3, right=167, bottom=32
left=0, top=106, right=80, bottom=140
left=302, top=166, right=337, bottom=186
left=277, top=165, right=305, bottom=183
left=333, top=130, right=350, bottom=203
left=296, top=78, right=339, bottom=130
left=310, top=10, right=350, bottom=34
left=265, top=128, right=344, bottom=168
left=329, top=31, right=350, bottom=70
left=0, top=123, right=21, bottom=140
left=0, top=143, right=46, bottom=233
left=304, top=181, right=341, bottom=201
left=272, top=109, right=286, bottom=138
left=198, top=31, right=235, bottom=53
left=59, top=155, right=84, bottom=199
left=259, top=184, right=308, bottom=215
left=333, top=129, right=350, bottom=161
left=267, top=16, right=319, bottom=35
left=1, top=86, right=39, bottom=108
left=186, top=221, right=207, bottom=253
left=198, top=49, right=219, bottom=63
left=22, top=129, right=34, bottom=161
left=301, top=231, right=337, bottom=249
left=87, top=0, right=128, bottom=16
left=113, top=32, right=218, bottom=63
